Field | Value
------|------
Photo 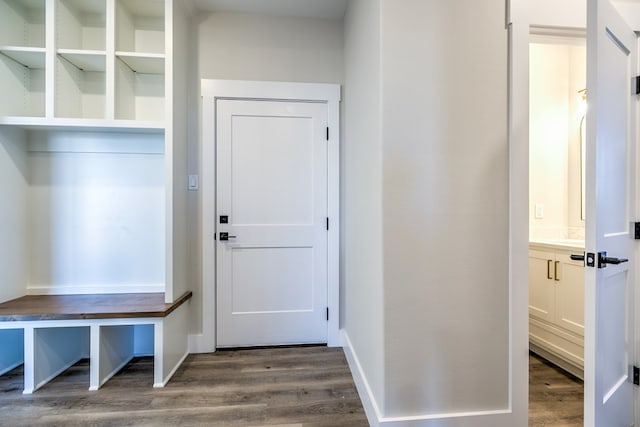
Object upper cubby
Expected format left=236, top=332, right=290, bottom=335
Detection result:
left=0, top=0, right=46, bottom=118
left=116, top=0, right=165, bottom=55
left=56, top=0, right=106, bottom=51
left=0, top=0, right=46, bottom=48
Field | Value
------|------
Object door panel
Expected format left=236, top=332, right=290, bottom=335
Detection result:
left=230, top=247, right=314, bottom=313
left=230, top=115, right=315, bottom=225
left=585, top=0, right=637, bottom=425
left=216, top=99, right=328, bottom=348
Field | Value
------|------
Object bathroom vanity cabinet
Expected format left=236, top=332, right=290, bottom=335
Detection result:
left=529, top=241, right=585, bottom=378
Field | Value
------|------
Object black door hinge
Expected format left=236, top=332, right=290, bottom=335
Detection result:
left=326, top=307, right=329, bottom=321
left=634, top=366, right=639, bottom=385
left=634, top=222, right=640, bottom=239
left=326, top=127, right=329, bottom=141
left=636, top=76, right=640, bottom=95
left=326, top=217, right=329, bottom=231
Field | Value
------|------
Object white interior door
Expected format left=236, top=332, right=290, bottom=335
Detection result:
left=584, top=0, right=637, bottom=425
left=216, top=99, right=329, bottom=348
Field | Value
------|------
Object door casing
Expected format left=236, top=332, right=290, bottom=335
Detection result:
left=195, top=80, right=341, bottom=352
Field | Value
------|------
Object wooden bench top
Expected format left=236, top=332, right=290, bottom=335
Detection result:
left=0, top=291, right=192, bottom=322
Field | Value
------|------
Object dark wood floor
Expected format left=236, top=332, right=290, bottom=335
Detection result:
left=0, top=347, right=583, bottom=427
left=529, top=352, right=584, bottom=426
left=0, top=346, right=368, bottom=427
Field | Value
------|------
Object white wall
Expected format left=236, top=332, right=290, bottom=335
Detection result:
left=612, top=1, right=640, bottom=30
left=380, top=0, right=510, bottom=417
left=198, top=11, right=344, bottom=84
left=529, top=41, right=586, bottom=240
left=191, top=11, right=344, bottom=335
left=0, top=128, right=28, bottom=302
left=530, top=0, right=586, bottom=28
left=27, top=131, right=165, bottom=295
left=342, top=0, right=384, bottom=417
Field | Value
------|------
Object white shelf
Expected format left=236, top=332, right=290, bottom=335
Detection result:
left=0, top=116, right=165, bottom=133
left=0, top=0, right=46, bottom=48
left=58, top=49, right=106, bottom=72
left=0, top=46, right=46, bottom=69
left=116, top=52, right=165, bottom=74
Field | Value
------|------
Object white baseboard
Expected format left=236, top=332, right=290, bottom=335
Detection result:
left=341, top=330, right=383, bottom=427
left=27, top=284, right=164, bottom=295
left=341, top=330, right=514, bottom=427
left=188, top=333, right=216, bottom=354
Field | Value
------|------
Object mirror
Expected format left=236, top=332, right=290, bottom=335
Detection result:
left=579, top=89, right=586, bottom=221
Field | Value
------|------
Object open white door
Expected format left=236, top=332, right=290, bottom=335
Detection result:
left=584, top=0, right=637, bottom=425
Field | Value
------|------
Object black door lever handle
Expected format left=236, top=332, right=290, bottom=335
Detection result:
left=598, top=252, right=628, bottom=268
left=570, top=253, right=585, bottom=261
left=601, top=256, right=628, bottom=265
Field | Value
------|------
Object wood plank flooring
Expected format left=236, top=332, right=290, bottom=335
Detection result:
left=0, top=346, right=368, bottom=427
left=529, top=352, right=584, bottom=426
left=0, top=346, right=584, bottom=426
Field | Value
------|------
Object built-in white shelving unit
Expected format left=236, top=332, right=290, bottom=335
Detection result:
left=0, top=0, right=190, bottom=303
left=0, top=0, right=191, bottom=389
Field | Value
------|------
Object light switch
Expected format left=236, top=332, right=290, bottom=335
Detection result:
left=188, top=174, right=199, bottom=191
left=535, top=203, right=544, bottom=219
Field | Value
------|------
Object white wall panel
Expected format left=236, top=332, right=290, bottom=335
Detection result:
left=342, top=0, right=384, bottom=420
left=0, top=128, right=29, bottom=302
left=27, top=131, right=165, bottom=294
left=381, top=0, right=510, bottom=418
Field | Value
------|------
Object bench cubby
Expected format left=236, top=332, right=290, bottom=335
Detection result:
left=0, top=292, right=191, bottom=394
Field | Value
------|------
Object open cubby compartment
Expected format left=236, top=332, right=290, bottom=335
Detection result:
left=0, top=0, right=46, bottom=48
left=0, top=329, right=24, bottom=376
left=26, top=130, right=166, bottom=295
left=55, top=53, right=106, bottom=119
left=56, top=0, right=106, bottom=50
left=0, top=51, right=45, bottom=117
left=115, top=57, right=165, bottom=121
left=116, top=0, right=165, bottom=55
left=27, top=326, right=89, bottom=393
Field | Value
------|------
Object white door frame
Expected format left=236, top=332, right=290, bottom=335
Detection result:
left=196, top=80, right=341, bottom=352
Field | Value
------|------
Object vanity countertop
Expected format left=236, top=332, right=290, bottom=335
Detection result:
left=529, top=238, right=585, bottom=250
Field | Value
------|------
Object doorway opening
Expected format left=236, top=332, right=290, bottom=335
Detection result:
left=527, top=31, right=586, bottom=425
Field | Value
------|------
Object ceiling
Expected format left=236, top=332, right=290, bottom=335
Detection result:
left=190, top=0, right=349, bottom=19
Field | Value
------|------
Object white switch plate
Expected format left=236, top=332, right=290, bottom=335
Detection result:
left=188, top=174, right=199, bottom=191
left=535, top=203, right=544, bottom=219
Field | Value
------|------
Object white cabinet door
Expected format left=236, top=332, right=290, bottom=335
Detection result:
left=529, top=249, right=555, bottom=323
left=555, top=253, right=585, bottom=336
left=216, top=99, right=329, bottom=348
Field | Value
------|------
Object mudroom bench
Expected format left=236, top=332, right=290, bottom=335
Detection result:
left=0, top=292, right=192, bottom=394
